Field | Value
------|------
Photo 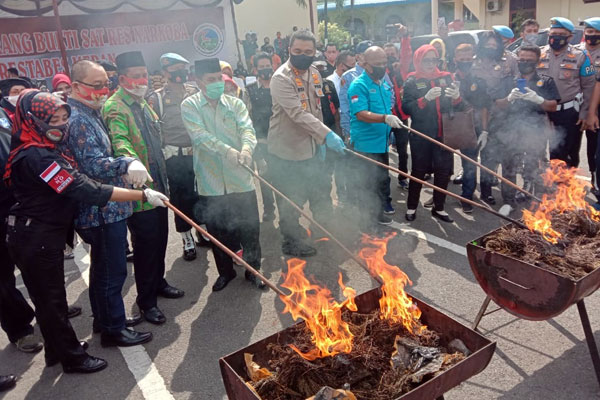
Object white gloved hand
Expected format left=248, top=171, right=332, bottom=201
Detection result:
left=507, top=88, right=523, bottom=103
left=225, top=148, right=241, bottom=165
left=257, top=159, right=267, bottom=175
left=126, top=160, right=153, bottom=188
left=143, top=188, right=168, bottom=207
left=445, top=86, right=460, bottom=100
left=239, top=147, right=253, bottom=167
left=384, top=114, right=402, bottom=129
left=477, top=130, right=489, bottom=151
left=522, top=87, right=545, bottom=105
left=424, top=87, right=442, bottom=102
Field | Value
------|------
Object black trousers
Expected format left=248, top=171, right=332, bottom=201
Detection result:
left=353, top=151, right=390, bottom=225
left=549, top=108, right=583, bottom=168
left=586, top=129, right=598, bottom=174
left=0, top=219, right=35, bottom=343
left=128, top=207, right=169, bottom=310
left=393, top=126, right=410, bottom=181
left=407, top=134, right=452, bottom=211
left=201, top=191, right=261, bottom=278
left=7, top=219, right=86, bottom=366
left=166, top=154, right=199, bottom=232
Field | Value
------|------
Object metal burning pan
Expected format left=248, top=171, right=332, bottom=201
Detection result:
left=467, top=225, right=600, bottom=321
left=219, top=287, right=496, bottom=400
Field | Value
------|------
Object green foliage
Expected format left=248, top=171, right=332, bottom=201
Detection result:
left=318, top=21, right=351, bottom=47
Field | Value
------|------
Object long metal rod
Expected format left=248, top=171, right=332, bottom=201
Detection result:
left=51, top=0, right=70, bottom=76
left=577, top=299, right=600, bottom=387
left=346, top=149, right=528, bottom=229
left=399, top=121, right=542, bottom=203
left=242, top=164, right=384, bottom=286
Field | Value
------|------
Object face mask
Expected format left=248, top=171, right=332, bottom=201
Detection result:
left=257, top=68, right=273, bottom=80
left=7, top=95, right=19, bottom=107
left=585, top=34, right=600, bottom=47
left=169, top=69, right=188, bottom=83
left=289, top=54, right=315, bottom=71
left=518, top=60, right=537, bottom=75
left=548, top=35, right=569, bottom=50
left=121, top=76, right=148, bottom=97
left=76, top=84, right=110, bottom=109
left=204, top=81, right=225, bottom=99
left=108, top=75, right=119, bottom=91
left=29, top=112, right=69, bottom=143
left=480, top=47, right=498, bottom=59
left=456, top=61, right=473, bottom=73
left=524, top=33, right=538, bottom=44
left=369, top=65, right=387, bottom=81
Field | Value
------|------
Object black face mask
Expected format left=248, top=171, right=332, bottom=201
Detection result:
left=289, top=54, right=314, bottom=71
left=257, top=68, right=273, bottom=80
left=387, top=56, right=397, bottom=64
left=169, top=69, right=188, bottom=83
left=369, top=65, right=387, bottom=81
left=480, top=47, right=498, bottom=59
left=518, top=60, right=537, bottom=75
left=548, top=35, right=569, bottom=50
left=29, top=112, right=69, bottom=143
left=585, top=34, right=600, bottom=47
left=456, top=61, right=473, bottom=73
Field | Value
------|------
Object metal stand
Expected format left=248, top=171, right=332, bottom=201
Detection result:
left=472, top=296, right=492, bottom=331
left=576, top=299, right=600, bottom=386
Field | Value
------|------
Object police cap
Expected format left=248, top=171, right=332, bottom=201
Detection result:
left=583, top=17, right=600, bottom=32
left=550, top=17, right=575, bottom=33
left=492, top=25, right=514, bottom=39
left=160, top=53, right=190, bottom=70
left=355, top=40, right=373, bottom=55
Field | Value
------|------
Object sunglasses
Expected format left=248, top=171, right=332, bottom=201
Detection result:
left=76, top=80, right=110, bottom=90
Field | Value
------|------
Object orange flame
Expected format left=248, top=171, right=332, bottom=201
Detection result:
left=305, top=228, right=312, bottom=238
left=280, top=258, right=357, bottom=360
left=316, top=237, right=330, bottom=242
left=358, top=233, right=423, bottom=334
left=522, top=160, right=600, bottom=243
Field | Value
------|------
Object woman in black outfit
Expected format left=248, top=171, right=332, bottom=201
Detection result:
left=4, top=90, right=167, bottom=373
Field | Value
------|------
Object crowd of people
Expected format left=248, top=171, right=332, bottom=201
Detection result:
left=0, top=14, right=599, bottom=391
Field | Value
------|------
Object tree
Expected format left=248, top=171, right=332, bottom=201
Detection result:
left=318, top=21, right=351, bottom=47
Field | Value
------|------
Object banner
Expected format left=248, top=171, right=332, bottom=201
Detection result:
left=0, top=7, right=232, bottom=81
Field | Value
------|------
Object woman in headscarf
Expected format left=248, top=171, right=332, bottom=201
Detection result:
left=4, top=89, right=168, bottom=374
left=402, top=45, right=464, bottom=223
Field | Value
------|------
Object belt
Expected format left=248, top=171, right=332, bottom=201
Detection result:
left=6, top=215, right=32, bottom=227
left=556, top=100, right=576, bottom=111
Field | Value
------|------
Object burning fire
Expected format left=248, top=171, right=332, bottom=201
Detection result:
left=280, top=258, right=357, bottom=360
left=522, top=160, right=600, bottom=244
left=358, top=233, right=423, bottom=334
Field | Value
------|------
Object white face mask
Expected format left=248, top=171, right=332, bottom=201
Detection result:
left=7, top=95, right=19, bottom=107
left=524, top=33, right=538, bottom=45
left=124, top=85, right=148, bottom=98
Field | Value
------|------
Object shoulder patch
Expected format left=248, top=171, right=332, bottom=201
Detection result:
left=537, top=80, right=544, bottom=87
left=40, top=161, right=74, bottom=194
left=351, top=95, right=359, bottom=103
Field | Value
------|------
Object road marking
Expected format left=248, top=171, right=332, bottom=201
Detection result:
left=73, top=246, right=175, bottom=400
left=389, top=221, right=467, bottom=256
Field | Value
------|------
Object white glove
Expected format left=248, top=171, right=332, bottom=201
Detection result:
left=239, top=147, right=253, bottom=167
left=522, top=87, right=544, bottom=105
left=257, top=159, right=267, bottom=175
left=384, top=114, right=402, bottom=129
left=126, top=160, right=152, bottom=188
left=225, top=148, right=241, bottom=165
left=424, top=87, right=442, bottom=102
left=445, top=86, right=460, bottom=100
left=507, top=88, right=523, bottom=103
left=143, top=188, right=168, bottom=207
left=477, top=131, right=489, bottom=151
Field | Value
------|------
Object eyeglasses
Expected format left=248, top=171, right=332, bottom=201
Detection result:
left=75, top=80, right=110, bottom=90
left=421, top=58, right=439, bottom=65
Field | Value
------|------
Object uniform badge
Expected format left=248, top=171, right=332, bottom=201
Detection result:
left=494, top=65, right=501, bottom=71
left=316, top=89, right=324, bottom=97
left=536, top=80, right=544, bottom=87
left=295, top=78, right=303, bottom=87
left=301, top=101, right=308, bottom=110
left=324, top=85, right=331, bottom=94
left=470, top=83, right=477, bottom=91
left=567, top=53, right=576, bottom=59
left=300, top=92, right=307, bottom=100
left=40, top=161, right=74, bottom=194
left=351, top=95, right=359, bottom=103
left=416, top=82, right=427, bottom=90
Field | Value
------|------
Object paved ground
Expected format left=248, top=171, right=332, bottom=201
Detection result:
left=1, top=142, right=600, bottom=400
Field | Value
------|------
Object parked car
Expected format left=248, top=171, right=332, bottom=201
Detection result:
left=506, top=28, right=584, bottom=52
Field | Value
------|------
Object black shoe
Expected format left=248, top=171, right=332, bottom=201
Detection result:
left=282, top=241, right=317, bottom=257
left=405, top=211, right=416, bottom=221
left=482, top=195, right=496, bottom=205
left=461, top=202, right=473, bottom=214
left=424, top=173, right=432, bottom=181
left=212, top=272, right=237, bottom=292
left=101, top=328, right=153, bottom=348
left=453, top=171, right=463, bottom=185
left=182, top=247, right=197, bottom=261
left=0, top=375, right=16, bottom=392
left=140, top=307, right=166, bottom=325
left=63, top=356, right=108, bottom=374
left=245, top=271, right=267, bottom=290
left=67, top=305, right=82, bottom=319
left=432, top=209, right=454, bottom=223
left=158, top=285, right=185, bottom=299
left=93, top=315, right=143, bottom=334
left=377, top=214, right=393, bottom=225
left=46, top=341, right=89, bottom=367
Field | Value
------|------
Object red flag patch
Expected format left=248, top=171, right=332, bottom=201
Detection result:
left=40, top=161, right=74, bottom=193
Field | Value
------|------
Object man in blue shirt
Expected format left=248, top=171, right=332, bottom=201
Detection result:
left=348, top=46, right=402, bottom=229
left=67, top=60, right=152, bottom=347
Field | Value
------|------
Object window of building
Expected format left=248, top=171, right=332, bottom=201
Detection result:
left=509, top=0, right=536, bottom=33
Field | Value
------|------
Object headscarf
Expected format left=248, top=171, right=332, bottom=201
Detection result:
left=408, top=45, right=452, bottom=80
left=51, top=73, right=71, bottom=92
left=3, top=89, right=74, bottom=185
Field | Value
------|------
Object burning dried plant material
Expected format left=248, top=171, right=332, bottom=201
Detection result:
left=244, top=353, right=272, bottom=382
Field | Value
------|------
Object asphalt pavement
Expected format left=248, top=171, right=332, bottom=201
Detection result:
left=1, top=141, right=600, bottom=400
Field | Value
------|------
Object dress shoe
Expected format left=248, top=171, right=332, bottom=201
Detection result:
left=158, top=285, right=185, bottom=299
left=212, top=272, right=237, bottom=292
left=0, top=375, right=16, bottom=392
left=101, top=328, right=153, bottom=348
left=16, top=334, right=43, bottom=353
left=431, top=209, right=454, bottom=223
left=141, top=307, right=166, bottom=325
left=282, top=241, right=317, bottom=257
left=63, top=356, right=107, bottom=374
left=182, top=247, right=197, bottom=261
left=405, top=210, right=416, bottom=222
left=46, top=341, right=89, bottom=367
left=245, top=271, right=267, bottom=290
left=94, top=314, right=144, bottom=333
left=67, top=305, right=82, bottom=319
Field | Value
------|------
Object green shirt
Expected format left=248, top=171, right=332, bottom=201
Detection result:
left=181, top=92, right=257, bottom=196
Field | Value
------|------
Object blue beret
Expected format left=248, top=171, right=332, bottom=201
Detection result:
left=584, top=17, right=600, bottom=31
left=550, top=17, right=575, bottom=33
left=493, top=25, right=514, bottom=39
left=355, top=40, right=373, bottom=55
left=160, top=53, right=189, bottom=69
